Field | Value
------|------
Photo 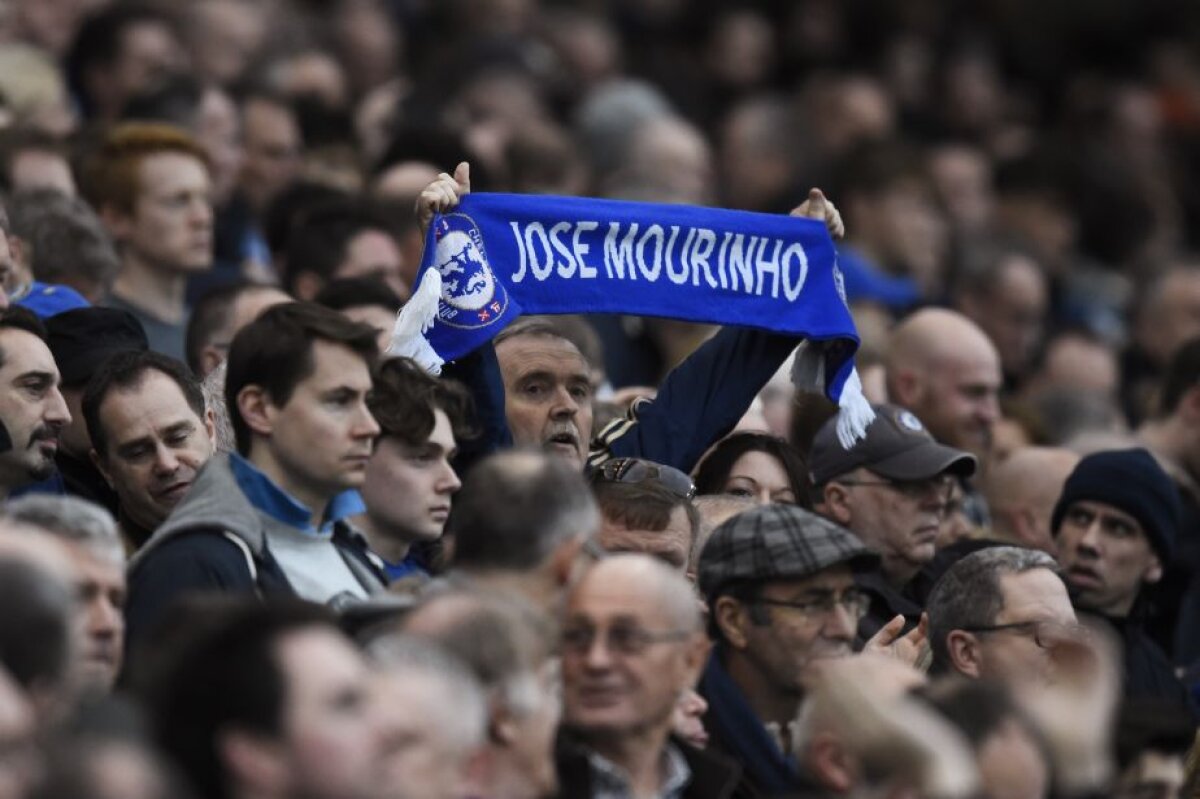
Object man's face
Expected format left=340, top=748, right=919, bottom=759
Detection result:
left=833, top=469, right=951, bottom=584
left=0, top=235, right=18, bottom=301
left=970, top=255, right=1047, bottom=378
left=970, top=567, right=1078, bottom=686
left=496, top=335, right=593, bottom=468
left=361, top=409, right=460, bottom=545
left=112, top=21, right=184, bottom=106
left=729, top=566, right=859, bottom=696
left=598, top=506, right=692, bottom=572
left=122, top=152, right=213, bottom=274
left=198, top=287, right=290, bottom=377
left=1056, top=500, right=1160, bottom=617
left=561, top=568, right=700, bottom=737
left=274, top=627, right=379, bottom=799
left=0, top=329, right=69, bottom=492
left=912, top=346, right=1001, bottom=459
left=256, top=340, right=379, bottom=506
left=64, top=543, right=125, bottom=692
left=239, top=98, right=301, bottom=211
left=337, top=230, right=408, bottom=301
left=504, top=663, right=562, bottom=799
left=94, top=370, right=215, bottom=532
left=370, top=671, right=476, bottom=799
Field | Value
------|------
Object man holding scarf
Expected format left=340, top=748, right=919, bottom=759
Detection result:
left=411, top=163, right=854, bottom=476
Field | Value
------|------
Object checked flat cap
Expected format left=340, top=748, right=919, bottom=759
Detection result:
left=697, top=504, right=878, bottom=600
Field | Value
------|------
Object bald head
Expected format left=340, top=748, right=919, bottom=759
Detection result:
left=574, top=554, right=701, bottom=633
left=886, top=308, right=1002, bottom=458
left=984, top=447, right=1079, bottom=554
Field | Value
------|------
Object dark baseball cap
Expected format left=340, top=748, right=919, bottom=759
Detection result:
left=809, top=403, right=976, bottom=486
left=697, top=504, right=878, bottom=600
left=46, top=307, right=149, bottom=386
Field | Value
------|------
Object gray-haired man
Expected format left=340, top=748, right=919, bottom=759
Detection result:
left=926, top=545, right=1077, bottom=687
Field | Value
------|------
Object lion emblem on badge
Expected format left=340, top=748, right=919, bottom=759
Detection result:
left=435, top=230, right=495, bottom=311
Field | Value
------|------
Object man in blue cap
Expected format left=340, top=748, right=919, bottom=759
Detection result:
left=1053, top=448, right=1193, bottom=710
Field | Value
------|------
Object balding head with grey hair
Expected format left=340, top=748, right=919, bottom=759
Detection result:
left=3, top=494, right=122, bottom=564
left=367, top=634, right=488, bottom=799
left=3, top=494, right=127, bottom=691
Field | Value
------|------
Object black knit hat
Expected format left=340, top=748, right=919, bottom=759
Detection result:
left=1050, top=448, right=1181, bottom=560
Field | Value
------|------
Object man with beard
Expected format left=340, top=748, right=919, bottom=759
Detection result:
left=0, top=306, right=70, bottom=500
left=696, top=504, right=878, bottom=797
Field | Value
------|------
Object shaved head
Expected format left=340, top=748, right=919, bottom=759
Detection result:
left=984, top=447, right=1079, bottom=554
left=886, top=308, right=1002, bottom=458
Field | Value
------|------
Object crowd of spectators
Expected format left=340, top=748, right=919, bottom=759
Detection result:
left=0, top=0, right=1196, bottom=798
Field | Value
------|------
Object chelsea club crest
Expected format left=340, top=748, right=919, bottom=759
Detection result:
left=432, top=213, right=509, bottom=329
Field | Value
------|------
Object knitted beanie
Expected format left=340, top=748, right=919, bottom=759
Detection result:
left=1050, top=448, right=1181, bottom=560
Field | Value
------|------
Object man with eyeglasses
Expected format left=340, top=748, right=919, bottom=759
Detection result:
left=926, top=545, right=1079, bottom=687
left=557, top=553, right=740, bottom=799
left=696, top=503, right=879, bottom=797
left=1051, top=449, right=1193, bottom=710
left=809, top=403, right=976, bottom=641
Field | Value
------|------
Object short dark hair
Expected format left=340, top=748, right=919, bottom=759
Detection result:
left=450, top=451, right=599, bottom=570
left=120, top=72, right=204, bottom=127
left=1159, top=336, right=1200, bottom=416
left=593, top=480, right=699, bottom=548
left=0, top=306, right=48, bottom=371
left=0, top=556, right=73, bottom=692
left=225, top=302, right=379, bottom=455
left=83, top=350, right=205, bottom=459
left=282, top=202, right=393, bottom=296
left=8, top=189, right=121, bottom=297
left=185, top=282, right=277, bottom=374
left=137, top=599, right=337, bottom=799
left=315, top=276, right=403, bottom=315
left=926, top=546, right=1059, bottom=674
left=66, top=2, right=177, bottom=119
left=693, top=432, right=812, bottom=509
left=263, top=181, right=350, bottom=260
left=368, top=357, right=475, bottom=448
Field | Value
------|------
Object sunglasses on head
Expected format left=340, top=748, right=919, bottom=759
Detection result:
left=590, top=457, right=697, bottom=500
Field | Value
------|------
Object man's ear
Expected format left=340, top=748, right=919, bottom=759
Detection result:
left=200, top=346, right=224, bottom=378
left=218, top=729, right=289, bottom=798
left=820, top=483, right=853, bottom=526
left=237, top=385, right=274, bottom=439
left=807, top=731, right=855, bottom=793
left=90, top=448, right=115, bottom=489
left=1144, top=553, right=1163, bottom=585
left=681, top=632, right=712, bottom=687
left=888, top=367, right=923, bottom=409
left=549, top=535, right=587, bottom=588
left=945, top=630, right=982, bottom=679
left=713, top=596, right=751, bottom=651
left=98, top=203, right=134, bottom=243
left=6, top=235, right=24, bottom=271
left=203, top=407, right=218, bottom=451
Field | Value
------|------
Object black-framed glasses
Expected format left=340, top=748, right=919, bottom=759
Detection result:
left=960, top=620, right=1086, bottom=649
left=835, top=476, right=953, bottom=505
left=560, top=622, right=693, bottom=656
left=753, top=588, right=871, bottom=620
left=590, top=457, right=696, bottom=500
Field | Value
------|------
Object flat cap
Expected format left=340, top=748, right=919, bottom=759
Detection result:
left=697, top=504, right=877, bottom=600
left=809, top=403, right=976, bottom=486
left=46, top=307, right=148, bottom=386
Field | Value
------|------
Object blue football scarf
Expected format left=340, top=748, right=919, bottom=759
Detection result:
left=389, top=192, right=874, bottom=444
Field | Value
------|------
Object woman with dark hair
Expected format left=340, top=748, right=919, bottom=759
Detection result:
left=692, top=431, right=812, bottom=508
